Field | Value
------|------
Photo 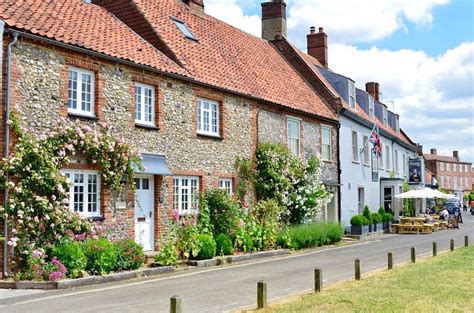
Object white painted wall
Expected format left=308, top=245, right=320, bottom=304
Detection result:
left=339, top=115, right=416, bottom=226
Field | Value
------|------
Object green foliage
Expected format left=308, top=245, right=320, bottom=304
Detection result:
left=114, top=239, right=145, bottom=271
left=254, top=143, right=332, bottom=224
left=51, top=241, right=87, bottom=278
left=362, top=206, right=371, bottom=222
left=234, top=157, right=254, bottom=209
left=155, top=238, right=178, bottom=266
left=192, top=234, right=216, bottom=260
left=402, top=182, right=415, bottom=217
left=350, top=214, right=367, bottom=226
left=215, top=234, right=234, bottom=256
left=82, top=238, right=117, bottom=275
left=204, top=189, right=241, bottom=238
left=276, top=222, right=343, bottom=250
left=174, top=217, right=201, bottom=260
left=370, top=213, right=382, bottom=224
left=378, top=207, right=386, bottom=220
left=253, top=199, right=283, bottom=249
left=384, top=213, right=394, bottom=222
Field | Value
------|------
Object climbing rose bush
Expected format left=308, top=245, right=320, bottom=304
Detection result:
left=0, top=117, right=141, bottom=272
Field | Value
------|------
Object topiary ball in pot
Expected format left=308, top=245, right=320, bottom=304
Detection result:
left=215, top=234, right=234, bottom=256
left=82, top=238, right=117, bottom=275
left=192, top=234, right=216, bottom=260
left=51, top=241, right=87, bottom=278
left=350, top=214, right=365, bottom=226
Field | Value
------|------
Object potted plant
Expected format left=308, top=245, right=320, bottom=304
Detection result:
left=384, top=212, right=394, bottom=232
left=370, top=212, right=383, bottom=233
left=362, top=206, right=373, bottom=232
left=378, top=207, right=387, bottom=230
left=350, top=214, right=369, bottom=235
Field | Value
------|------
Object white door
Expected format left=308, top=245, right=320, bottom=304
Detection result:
left=134, top=175, right=154, bottom=251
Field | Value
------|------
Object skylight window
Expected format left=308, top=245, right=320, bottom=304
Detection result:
left=172, top=18, right=197, bottom=41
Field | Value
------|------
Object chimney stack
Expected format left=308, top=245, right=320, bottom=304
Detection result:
left=183, top=0, right=204, bottom=13
left=307, top=26, right=328, bottom=68
left=430, top=148, right=437, bottom=155
left=453, top=151, right=459, bottom=160
left=366, top=82, right=380, bottom=102
left=261, top=0, right=287, bottom=41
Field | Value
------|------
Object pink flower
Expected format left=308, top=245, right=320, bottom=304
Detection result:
left=192, top=212, right=197, bottom=226
left=172, top=209, right=180, bottom=222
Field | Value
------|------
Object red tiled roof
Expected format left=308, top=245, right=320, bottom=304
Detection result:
left=131, top=0, right=337, bottom=120
left=294, top=48, right=415, bottom=146
left=0, top=0, right=187, bottom=76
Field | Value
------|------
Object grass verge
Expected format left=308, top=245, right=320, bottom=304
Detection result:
left=255, top=246, right=474, bottom=313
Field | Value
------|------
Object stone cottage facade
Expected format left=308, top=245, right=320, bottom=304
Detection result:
left=0, top=0, right=340, bottom=272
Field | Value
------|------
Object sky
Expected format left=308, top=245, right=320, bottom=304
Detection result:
left=204, top=0, right=474, bottom=164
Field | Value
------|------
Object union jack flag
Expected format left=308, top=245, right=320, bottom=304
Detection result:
left=368, top=124, right=382, bottom=158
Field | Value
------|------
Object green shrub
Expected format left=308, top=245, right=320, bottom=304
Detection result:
left=204, top=189, right=241, bottom=238
left=215, top=234, right=234, bottom=255
left=370, top=213, right=382, bottom=223
left=384, top=213, right=394, bottom=222
left=277, top=222, right=343, bottom=250
left=51, top=241, right=87, bottom=278
left=254, top=199, right=283, bottom=249
left=378, top=207, right=386, bottom=220
left=362, top=206, right=371, bottom=222
left=82, top=238, right=117, bottom=275
left=191, top=234, right=216, bottom=260
left=155, top=238, right=177, bottom=266
left=114, top=239, right=145, bottom=271
left=350, top=214, right=366, bottom=226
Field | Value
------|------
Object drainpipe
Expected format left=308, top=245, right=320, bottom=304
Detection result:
left=3, top=30, right=19, bottom=278
left=337, top=123, right=342, bottom=223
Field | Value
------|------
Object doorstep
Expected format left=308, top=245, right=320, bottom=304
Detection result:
left=0, top=265, right=175, bottom=290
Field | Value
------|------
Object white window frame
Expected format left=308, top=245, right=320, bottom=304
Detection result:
left=379, top=144, right=384, bottom=170
left=287, top=117, right=301, bottom=156
left=440, top=176, right=444, bottom=187
left=321, top=125, right=332, bottom=161
left=383, top=107, right=388, bottom=126
left=351, top=130, right=359, bottom=163
left=446, top=176, right=451, bottom=187
left=395, top=150, right=399, bottom=174
left=466, top=177, right=469, bottom=187
left=453, top=163, right=457, bottom=172
left=440, top=162, right=444, bottom=171
left=396, top=116, right=400, bottom=134
left=459, top=177, right=463, bottom=188
left=368, top=96, right=375, bottom=118
left=135, top=83, right=155, bottom=126
left=453, top=177, right=457, bottom=189
left=362, top=135, right=370, bottom=165
left=197, top=98, right=220, bottom=137
left=348, top=81, right=356, bottom=110
left=459, top=164, right=463, bottom=173
left=447, top=163, right=450, bottom=172
left=173, top=176, right=200, bottom=215
left=385, top=145, right=391, bottom=171
left=465, top=165, right=469, bottom=173
left=403, top=154, right=407, bottom=177
left=67, top=67, right=95, bottom=117
left=219, top=178, right=233, bottom=196
left=62, top=170, right=101, bottom=218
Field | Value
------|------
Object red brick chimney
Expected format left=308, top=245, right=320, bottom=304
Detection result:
left=183, top=0, right=204, bottom=13
left=366, top=82, right=380, bottom=102
left=307, top=26, right=328, bottom=68
left=430, top=148, right=437, bottom=155
left=453, top=151, right=459, bottom=160
left=261, top=0, right=287, bottom=41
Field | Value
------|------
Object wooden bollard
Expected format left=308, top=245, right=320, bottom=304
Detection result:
left=170, top=295, right=182, bottom=313
left=314, top=268, right=322, bottom=293
left=388, top=252, right=393, bottom=270
left=450, top=239, right=455, bottom=251
left=411, top=247, right=416, bottom=263
left=465, top=236, right=469, bottom=247
left=355, top=258, right=361, bottom=281
left=433, top=242, right=437, bottom=257
left=257, top=281, right=267, bottom=309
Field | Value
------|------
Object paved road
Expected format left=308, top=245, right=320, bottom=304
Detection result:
left=1, top=215, right=473, bottom=313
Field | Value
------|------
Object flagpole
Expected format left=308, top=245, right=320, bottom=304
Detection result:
left=361, top=122, right=377, bottom=154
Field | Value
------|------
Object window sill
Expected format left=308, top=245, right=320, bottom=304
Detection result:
left=352, top=160, right=360, bottom=165
left=363, top=163, right=370, bottom=167
left=68, top=113, right=98, bottom=121
left=197, top=133, right=223, bottom=141
left=135, top=123, right=159, bottom=131
left=86, top=216, right=104, bottom=222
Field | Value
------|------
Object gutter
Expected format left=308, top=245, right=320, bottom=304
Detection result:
left=6, top=28, right=338, bottom=125
left=3, top=29, right=18, bottom=279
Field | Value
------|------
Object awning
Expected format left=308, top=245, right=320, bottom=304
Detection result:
left=135, top=154, right=172, bottom=176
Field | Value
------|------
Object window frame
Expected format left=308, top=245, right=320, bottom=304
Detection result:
left=368, top=96, right=375, bottom=118
left=453, top=163, right=457, bottom=172
left=173, top=176, right=200, bottom=215
left=321, top=125, right=332, bottom=161
left=402, top=154, right=407, bottom=177
left=196, top=97, right=220, bottom=137
left=440, top=162, right=444, bottom=171
left=62, top=169, right=101, bottom=218
left=351, top=130, right=359, bottom=163
left=219, top=178, right=233, bottom=196
left=348, top=81, right=356, bottom=110
left=447, top=163, right=451, bottom=172
left=362, top=135, right=370, bottom=165
left=383, top=107, right=388, bottom=126
left=440, top=176, right=444, bottom=187
left=134, top=82, right=156, bottom=127
left=446, top=176, right=451, bottom=187
left=395, top=150, right=399, bottom=174
left=171, top=17, right=197, bottom=41
left=385, top=145, right=390, bottom=171
left=67, top=67, right=95, bottom=117
left=287, top=117, right=301, bottom=156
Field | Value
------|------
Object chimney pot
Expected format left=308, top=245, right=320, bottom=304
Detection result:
left=307, top=26, right=328, bottom=68
left=453, top=151, right=459, bottom=160
left=261, top=0, right=287, bottom=41
left=430, top=148, right=437, bottom=155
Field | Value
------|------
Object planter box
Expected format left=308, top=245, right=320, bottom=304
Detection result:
left=351, top=225, right=369, bottom=235
left=376, top=222, right=384, bottom=233
left=383, top=221, right=392, bottom=230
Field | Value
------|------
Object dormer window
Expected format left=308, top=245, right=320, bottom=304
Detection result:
left=396, top=116, right=400, bottom=134
left=368, top=96, right=375, bottom=118
left=348, top=81, right=356, bottom=110
left=172, top=17, right=197, bottom=41
left=383, top=107, right=388, bottom=126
